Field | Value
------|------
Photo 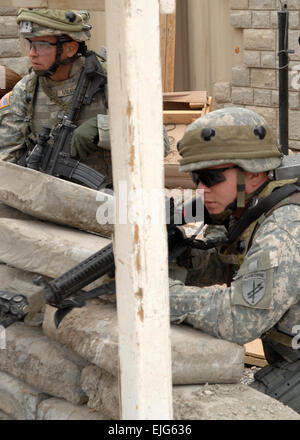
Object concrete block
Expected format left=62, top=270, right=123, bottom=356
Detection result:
left=288, top=30, right=300, bottom=62
left=252, top=11, right=270, bottom=28
left=289, top=92, right=300, bottom=109
left=244, top=50, right=260, bottom=67
left=230, top=0, right=249, bottom=9
left=0, top=161, right=114, bottom=238
left=213, top=82, right=231, bottom=103
left=271, top=90, right=279, bottom=106
left=0, top=39, right=21, bottom=57
left=249, top=0, right=276, bottom=9
left=254, top=88, right=272, bottom=106
left=230, top=11, right=252, bottom=28
left=261, top=51, right=276, bottom=68
left=270, top=11, right=278, bottom=28
left=251, top=68, right=276, bottom=88
left=232, top=65, right=250, bottom=87
left=44, top=304, right=245, bottom=385
left=284, top=0, right=300, bottom=10
left=289, top=11, right=300, bottom=29
left=289, top=140, right=300, bottom=150
left=0, top=323, right=89, bottom=405
left=289, top=110, right=300, bottom=140
left=37, top=398, right=107, bottom=420
left=232, top=87, right=254, bottom=105
left=0, top=17, right=18, bottom=38
left=244, top=29, right=275, bottom=50
left=0, top=8, right=18, bottom=15
left=0, top=371, right=48, bottom=420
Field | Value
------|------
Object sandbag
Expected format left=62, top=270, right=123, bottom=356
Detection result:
left=43, top=303, right=245, bottom=385
left=0, top=161, right=114, bottom=237
left=0, top=215, right=110, bottom=280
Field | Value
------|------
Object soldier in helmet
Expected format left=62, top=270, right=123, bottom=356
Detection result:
left=169, top=106, right=300, bottom=412
left=0, top=8, right=113, bottom=183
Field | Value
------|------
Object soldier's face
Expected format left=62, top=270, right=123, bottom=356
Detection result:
left=196, top=163, right=239, bottom=214
left=26, top=36, right=59, bottom=71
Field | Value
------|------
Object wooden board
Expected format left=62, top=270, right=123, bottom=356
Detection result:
left=163, top=91, right=208, bottom=109
left=244, top=339, right=268, bottom=368
left=163, top=110, right=204, bottom=125
left=160, top=7, right=176, bottom=93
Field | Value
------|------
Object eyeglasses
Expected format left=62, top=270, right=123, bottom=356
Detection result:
left=24, top=38, right=58, bottom=54
left=191, top=165, right=238, bottom=188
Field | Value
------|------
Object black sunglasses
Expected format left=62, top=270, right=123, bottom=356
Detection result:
left=191, top=165, right=238, bottom=188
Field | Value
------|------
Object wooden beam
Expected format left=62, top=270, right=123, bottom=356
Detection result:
left=160, top=6, right=176, bottom=92
left=106, top=0, right=173, bottom=420
left=0, top=0, right=105, bottom=10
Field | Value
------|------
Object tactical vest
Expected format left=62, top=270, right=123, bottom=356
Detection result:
left=218, top=179, right=300, bottom=360
left=219, top=178, right=300, bottom=269
left=22, top=58, right=113, bottom=184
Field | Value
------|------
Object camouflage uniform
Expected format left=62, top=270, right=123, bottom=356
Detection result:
left=170, top=107, right=300, bottom=412
left=0, top=9, right=112, bottom=183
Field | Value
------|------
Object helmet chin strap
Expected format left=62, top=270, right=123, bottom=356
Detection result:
left=236, top=168, right=246, bottom=208
left=33, top=36, right=81, bottom=78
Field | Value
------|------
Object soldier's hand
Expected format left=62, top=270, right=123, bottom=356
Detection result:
left=71, top=116, right=99, bottom=160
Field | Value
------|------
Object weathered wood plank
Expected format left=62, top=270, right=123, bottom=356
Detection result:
left=106, top=0, right=173, bottom=420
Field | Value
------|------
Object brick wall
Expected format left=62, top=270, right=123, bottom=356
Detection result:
left=0, top=8, right=31, bottom=77
left=214, top=0, right=300, bottom=151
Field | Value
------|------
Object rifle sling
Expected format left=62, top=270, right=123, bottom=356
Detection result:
left=227, top=179, right=300, bottom=245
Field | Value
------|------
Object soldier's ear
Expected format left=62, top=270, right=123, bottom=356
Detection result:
left=244, top=171, right=268, bottom=194
left=64, top=41, right=79, bottom=58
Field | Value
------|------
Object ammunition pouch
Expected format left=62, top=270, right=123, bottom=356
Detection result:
left=252, top=359, right=300, bottom=413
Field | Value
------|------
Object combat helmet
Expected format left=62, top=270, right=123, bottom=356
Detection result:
left=178, top=107, right=283, bottom=208
left=17, top=8, right=92, bottom=76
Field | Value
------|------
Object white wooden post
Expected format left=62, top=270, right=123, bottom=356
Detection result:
left=105, top=0, right=173, bottom=420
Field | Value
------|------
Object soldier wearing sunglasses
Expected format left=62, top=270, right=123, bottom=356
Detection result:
left=0, top=8, right=111, bottom=182
left=169, top=106, right=300, bottom=413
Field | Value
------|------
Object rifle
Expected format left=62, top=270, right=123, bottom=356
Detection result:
left=25, top=49, right=108, bottom=190
left=35, top=195, right=205, bottom=327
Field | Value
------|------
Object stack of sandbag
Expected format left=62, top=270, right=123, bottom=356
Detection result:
left=0, top=162, right=299, bottom=420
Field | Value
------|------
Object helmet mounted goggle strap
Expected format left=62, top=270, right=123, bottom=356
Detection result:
left=236, top=168, right=246, bottom=208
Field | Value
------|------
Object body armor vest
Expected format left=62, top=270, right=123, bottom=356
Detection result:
left=22, top=58, right=113, bottom=184
left=219, top=179, right=300, bottom=361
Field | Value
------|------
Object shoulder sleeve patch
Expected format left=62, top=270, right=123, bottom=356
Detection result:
left=0, top=92, right=12, bottom=110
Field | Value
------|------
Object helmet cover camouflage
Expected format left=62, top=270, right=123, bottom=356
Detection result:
left=17, top=8, right=91, bottom=42
left=179, top=107, right=283, bottom=173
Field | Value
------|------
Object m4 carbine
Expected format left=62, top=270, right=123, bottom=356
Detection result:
left=26, top=49, right=107, bottom=190
left=36, top=195, right=205, bottom=327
